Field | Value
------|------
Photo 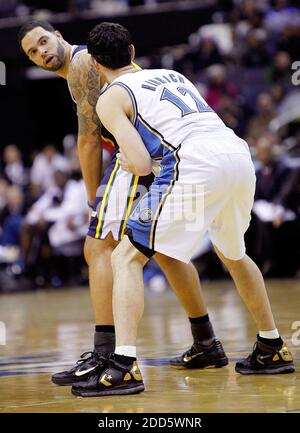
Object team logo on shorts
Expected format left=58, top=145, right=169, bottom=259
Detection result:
left=138, top=208, right=153, bottom=224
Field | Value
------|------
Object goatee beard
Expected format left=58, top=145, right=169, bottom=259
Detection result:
left=44, top=40, right=65, bottom=72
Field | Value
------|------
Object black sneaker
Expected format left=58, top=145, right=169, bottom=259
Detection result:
left=51, top=351, right=107, bottom=386
left=169, top=339, right=228, bottom=369
left=71, top=354, right=145, bottom=397
left=235, top=340, right=295, bottom=375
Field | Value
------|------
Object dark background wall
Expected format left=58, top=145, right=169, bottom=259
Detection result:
left=0, top=2, right=214, bottom=158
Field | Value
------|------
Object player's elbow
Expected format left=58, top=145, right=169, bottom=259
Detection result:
left=135, top=166, right=152, bottom=176
left=133, top=159, right=152, bottom=176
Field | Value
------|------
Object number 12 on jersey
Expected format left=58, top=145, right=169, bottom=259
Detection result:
left=160, top=86, right=213, bottom=117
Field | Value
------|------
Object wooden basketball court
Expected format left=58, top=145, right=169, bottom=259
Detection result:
left=0, top=280, right=299, bottom=413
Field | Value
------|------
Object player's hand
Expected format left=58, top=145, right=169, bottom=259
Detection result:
left=88, top=204, right=95, bottom=220
left=116, top=152, right=132, bottom=173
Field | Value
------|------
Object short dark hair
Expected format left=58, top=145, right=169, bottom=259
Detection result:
left=18, top=20, right=55, bottom=50
left=87, top=22, right=132, bottom=70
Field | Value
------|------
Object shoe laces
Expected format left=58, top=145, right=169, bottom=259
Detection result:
left=183, top=343, right=199, bottom=358
left=184, top=340, right=216, bottom=358
left=247, top=342, right=260, bottom=365
left=75, top=351, right=108, bottom=369
left=93, top=355, right=110, bottom=372
left=75, top=351, right=95, bottom=367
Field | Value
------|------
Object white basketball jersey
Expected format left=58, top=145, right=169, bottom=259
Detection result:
left=110, top=68, right=249, bottom=157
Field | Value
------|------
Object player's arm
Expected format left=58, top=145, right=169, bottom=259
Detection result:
left=67, top=52, right=102, bottom=205
left=96, top=86, right=152, bottom=176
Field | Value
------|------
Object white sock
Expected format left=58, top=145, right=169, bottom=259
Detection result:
left=259, top=329, right=280, bottom=339
left=115, top=345, right=136, bottom=358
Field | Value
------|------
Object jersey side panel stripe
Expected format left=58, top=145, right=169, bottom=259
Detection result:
left=95, top=159, right=120, bottom=239
left=118, top=174, right=140, bottom=240
left=149, top=146, right=181, bottom=250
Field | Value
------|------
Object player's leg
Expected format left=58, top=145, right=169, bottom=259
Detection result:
left=127, top=169, right=227, bottom=368
left=51, top=157, right=124, bottom=386
left=111, top=236, right=148, bottom=347
left=214, top=247, right=294, bottom=374
left=210, top=153, right=294, bottom=374
left=72, top=235, right=147, bottom=397
left=155, top=254, right=207, bottom=317
left=51, top=233, right=118, bottom=386
left=155, top=253, right=228, bottom=368
left=84, top=233, right=117, bottom=327
left=53, top=163, right=149, bottom=387
left=214, top=247, right=275, bottom=330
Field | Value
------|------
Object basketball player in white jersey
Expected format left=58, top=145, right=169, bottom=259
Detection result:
left=71, top=22, right=295, bottom=397
left=18, top=21, right=228, bottom=386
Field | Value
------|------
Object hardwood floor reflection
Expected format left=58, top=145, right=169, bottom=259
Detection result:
left=0, top=279, right=299, bottom=412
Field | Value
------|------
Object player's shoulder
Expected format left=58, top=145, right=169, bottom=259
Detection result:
left=67, top=49, right=103, bottom=98
left=68, top=49, right=91, bottom=77
left=99, top=83, right=128, bottom=103
left=97, top=82, right=131, bottom=116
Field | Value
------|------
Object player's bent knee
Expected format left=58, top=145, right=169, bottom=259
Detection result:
left=111, top=237, right=147, bottom=271
left=224, top=255, right=246, bottom=272
left=155, top=253, right=184, bottom=270
left=213, top=244, right=246, bottom=270
left=84, top=235, right=115, bottom=265
left=111, top=239, right=131, bottom=270
left=162, top=254, right=190, bottom=267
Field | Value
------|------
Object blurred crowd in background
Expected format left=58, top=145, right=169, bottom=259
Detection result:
left=0, top=0, right=194, bottom=18
left=1, top=0, right=300, bottom=292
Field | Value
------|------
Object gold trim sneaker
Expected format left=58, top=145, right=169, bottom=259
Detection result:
left=169, top=339, right=228, bottom=369
left=71, top=354, right=144, bottom=397
left=235, top=340, right=295, bottom=375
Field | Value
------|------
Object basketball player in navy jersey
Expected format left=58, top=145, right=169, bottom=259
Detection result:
left=18, top=21, right=228, bottom=386
left=70, top=22, right=295, bottom=397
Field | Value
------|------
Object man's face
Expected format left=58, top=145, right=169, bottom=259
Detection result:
left=21, top=26, right=65, bottom=71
